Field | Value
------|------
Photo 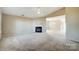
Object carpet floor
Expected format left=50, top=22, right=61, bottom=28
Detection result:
left=0, top=32, right=79, bottom=51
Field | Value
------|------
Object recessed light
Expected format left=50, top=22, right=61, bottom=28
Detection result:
left=37, top=11, right=40, bottom=14
left=37, top=8, right=41, bottom=14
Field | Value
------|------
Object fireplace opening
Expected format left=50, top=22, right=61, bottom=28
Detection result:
left=35, top=26, right=42, bottom=33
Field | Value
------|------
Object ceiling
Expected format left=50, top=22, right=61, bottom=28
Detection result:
left=1, top=7, right=62, bottom=18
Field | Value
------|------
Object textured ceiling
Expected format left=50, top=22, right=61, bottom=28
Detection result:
left=2, top=7, right=62, bottom=18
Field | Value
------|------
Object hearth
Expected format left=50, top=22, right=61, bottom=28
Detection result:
left=35, top=26, right=42, bottom=33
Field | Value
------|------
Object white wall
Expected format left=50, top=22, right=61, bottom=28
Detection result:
left=33, top=18, right=46, bottom=32
left=46, top=15, right=66, bottom=34
left=2, top=14, right=46, bottom=37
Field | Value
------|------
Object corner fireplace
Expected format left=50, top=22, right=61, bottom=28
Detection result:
left=35, top=26, right=42, bottom=33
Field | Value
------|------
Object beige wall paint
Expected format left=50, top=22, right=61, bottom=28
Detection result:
left=2, top=14, right=46, bottom=37
left=66, top=7, right=79, bottom=41
left=0, top=9, right=2, bottom=39
left=46, top=8, right=65, bottom=17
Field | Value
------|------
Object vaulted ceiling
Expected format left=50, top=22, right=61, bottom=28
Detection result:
left=1, top=7, right=63, bottom=18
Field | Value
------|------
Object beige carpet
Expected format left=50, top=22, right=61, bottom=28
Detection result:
left=0, top=32, right=79, bottom=51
